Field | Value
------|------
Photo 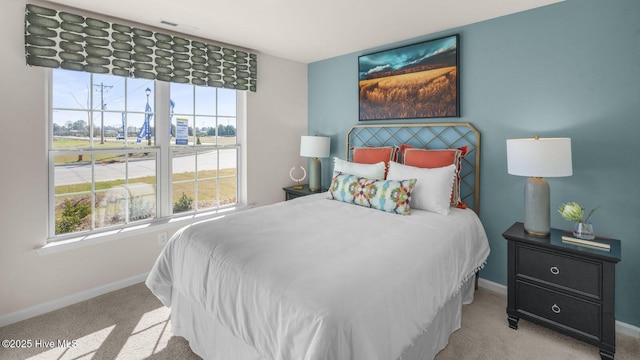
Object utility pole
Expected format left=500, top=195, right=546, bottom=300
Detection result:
left=94, top=82, right=113, bottom=144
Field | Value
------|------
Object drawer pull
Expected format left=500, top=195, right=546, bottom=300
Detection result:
left=550, top=266, right=560, bottom=275
left=551, top=304, right=561, bottom=314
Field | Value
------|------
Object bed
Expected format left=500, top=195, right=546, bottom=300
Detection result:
left=146, top=123, right=490, bottom=360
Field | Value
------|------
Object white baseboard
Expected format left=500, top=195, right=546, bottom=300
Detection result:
left=0, top=272, right=149, bottom=327
left=478, top=277, right=507, bottom=295
left=477, top=277, right=640, bottom=339
left=615, top=319, right=640, bottom=339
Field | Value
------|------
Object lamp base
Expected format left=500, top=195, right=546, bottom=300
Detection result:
left=309, top=157, right=321, bottom=192
left=525, top=229, right=550, bottom=237
left=524, top=177, right=550, bottom=236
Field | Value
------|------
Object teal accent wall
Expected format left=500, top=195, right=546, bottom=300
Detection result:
left=309, top=0, right=640, bottom=327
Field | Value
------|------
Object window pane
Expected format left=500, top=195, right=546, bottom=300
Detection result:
left=217, top=118, right=237, bottom=145
left=220, top=174, right=237, bottom=206
left=55, top=193, right=92, bottom=235
left=195, top=116, right=216, bottom=144
left=53, top=152, right=92, bottom=235
left=93, top=111, right=125, bottom=147
left=93, top=152, right=126, bottom=184
left=170, top=83, right=194, bottom=114
left=197, top=179, right=217, bottom=209
left=127, top=79, right=155, bottom=112
left=219, top=148, right=238, bottom=206
left=52, top=110, right=91, bottom=148
left=196, top=150, right=217, bottom=186
left=92, top=74, right=125, bottom=112
left=128, top=153, right=157, bottom=184
left=219, top=148, right=237, bottom=175
left=127, top=183, right=156, bottom=222
left=54, top=154, right=91, bottom=190
left=172, top=149, right=196, bottom=182
left=195, top=86, right=216, bottom=115
left=95, top=187, right=127, bottom=228
left=126, top=112, right=148, bottom=145
left=218, top=89, right=236, bottom=116
left=172, top=182, right=195, bottom=214
left=52, top=69, right=90, bottom=110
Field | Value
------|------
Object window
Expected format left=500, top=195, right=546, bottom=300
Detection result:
left=169, top=83, right=239, bottom=213
left=49, top=68, right=241, bottom=240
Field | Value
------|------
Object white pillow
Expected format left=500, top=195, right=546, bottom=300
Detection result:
left=386, top=161, right=456, bottom=215
left=333, top=157, right=385, bottom=179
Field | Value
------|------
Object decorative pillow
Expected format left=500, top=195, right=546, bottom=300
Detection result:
left=402, top=146, right=468, bottom=208
left=333, top=157, right=385, bottom=179
left=352, top=146, right=399, bottom=163
left=329, top=172, right=416, bottom=215
left=351, top=146, right=399, bottom=178
left=387, top=162, right=456, bottom=215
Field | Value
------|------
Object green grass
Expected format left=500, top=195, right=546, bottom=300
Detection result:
left=55, top=169, right=236, bottom=197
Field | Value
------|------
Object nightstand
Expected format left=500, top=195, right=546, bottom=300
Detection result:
left=282, top=184, right=324, bottom=201
left=503, top=222, right=621, bottom=360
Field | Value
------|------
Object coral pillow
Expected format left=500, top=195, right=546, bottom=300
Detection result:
left=329, top=172, right=416, bottom=215
left=402, top=146, right=468, bottom=208
left=352, top=146, right=399, bottom=179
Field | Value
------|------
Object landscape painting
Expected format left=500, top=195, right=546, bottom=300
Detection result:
left=358, top=35, right=459, bottom=120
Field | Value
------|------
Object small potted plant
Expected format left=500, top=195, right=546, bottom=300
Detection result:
left=558, top=202, right=599, bottom=240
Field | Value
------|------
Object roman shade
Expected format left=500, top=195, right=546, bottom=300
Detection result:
left=24, top=4, right=257, bottom=91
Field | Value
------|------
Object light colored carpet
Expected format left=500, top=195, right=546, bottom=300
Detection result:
left=0, top=283, right=637, bottom=359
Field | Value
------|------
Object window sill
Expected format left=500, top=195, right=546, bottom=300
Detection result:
left=37, top=205, right=252, bottom=256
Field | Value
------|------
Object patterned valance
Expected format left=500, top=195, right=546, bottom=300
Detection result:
left=24, top=4, right=257, bottom=91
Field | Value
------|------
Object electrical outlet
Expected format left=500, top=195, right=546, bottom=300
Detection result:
left=158, top=232, right=168, bottom=246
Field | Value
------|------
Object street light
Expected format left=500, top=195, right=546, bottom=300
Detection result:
left=145, top=87, right=151, bottom=145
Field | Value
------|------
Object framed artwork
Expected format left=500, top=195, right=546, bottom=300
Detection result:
left=358, top=34, right=459, bottom=121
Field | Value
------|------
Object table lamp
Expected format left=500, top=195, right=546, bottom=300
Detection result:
left=506, top=136, right=572, bottom=236
left=300, top=135, right=330, bottom=192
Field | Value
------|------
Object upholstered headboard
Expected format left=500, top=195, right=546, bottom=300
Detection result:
left=346, top=123, right=481, bottom=214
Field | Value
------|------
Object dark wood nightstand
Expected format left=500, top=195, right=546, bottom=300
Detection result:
left=282, top=184, right=325, bottom=201
left=503, top=222, right=621, bottom=360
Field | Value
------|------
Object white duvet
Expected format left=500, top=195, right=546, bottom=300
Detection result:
left=146, top=193, right=490, bottom=360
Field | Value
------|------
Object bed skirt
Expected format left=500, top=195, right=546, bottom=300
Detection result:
left=169, top=275, right=476, bottom=360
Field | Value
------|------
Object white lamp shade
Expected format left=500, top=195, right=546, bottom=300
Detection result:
left=300, top=136, right=330, bottom=158
left=506, top=137, right=573, bottom=177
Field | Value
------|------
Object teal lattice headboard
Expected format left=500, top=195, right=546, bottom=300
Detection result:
left=346, top=123, right=481, bottom=213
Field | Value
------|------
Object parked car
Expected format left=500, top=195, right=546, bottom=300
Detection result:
left=116, top=133, right=125, bottom=140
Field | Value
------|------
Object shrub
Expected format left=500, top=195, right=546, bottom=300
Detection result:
left=173, top=192, right=193, bottom=213
left=56, top=198, right=91, bottom=234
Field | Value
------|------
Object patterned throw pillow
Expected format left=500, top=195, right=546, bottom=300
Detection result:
left=329, top=172, right=417, bottom=215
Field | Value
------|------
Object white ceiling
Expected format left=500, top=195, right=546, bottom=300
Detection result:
left=42, top=0, right=563, bottom=63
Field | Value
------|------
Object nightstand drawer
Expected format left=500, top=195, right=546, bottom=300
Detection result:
left=517, top=245, right=601, bottom=298
left=517, top=281, right=601, bottom=339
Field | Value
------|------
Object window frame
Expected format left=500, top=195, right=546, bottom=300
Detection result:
left=47, top=69, right=245, bottom=242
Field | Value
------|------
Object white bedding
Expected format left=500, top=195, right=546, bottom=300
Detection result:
left=146, top=192, right=490, bottom=360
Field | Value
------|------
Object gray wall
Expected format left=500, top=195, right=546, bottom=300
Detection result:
left=308, top=0, right=640, bottom=326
